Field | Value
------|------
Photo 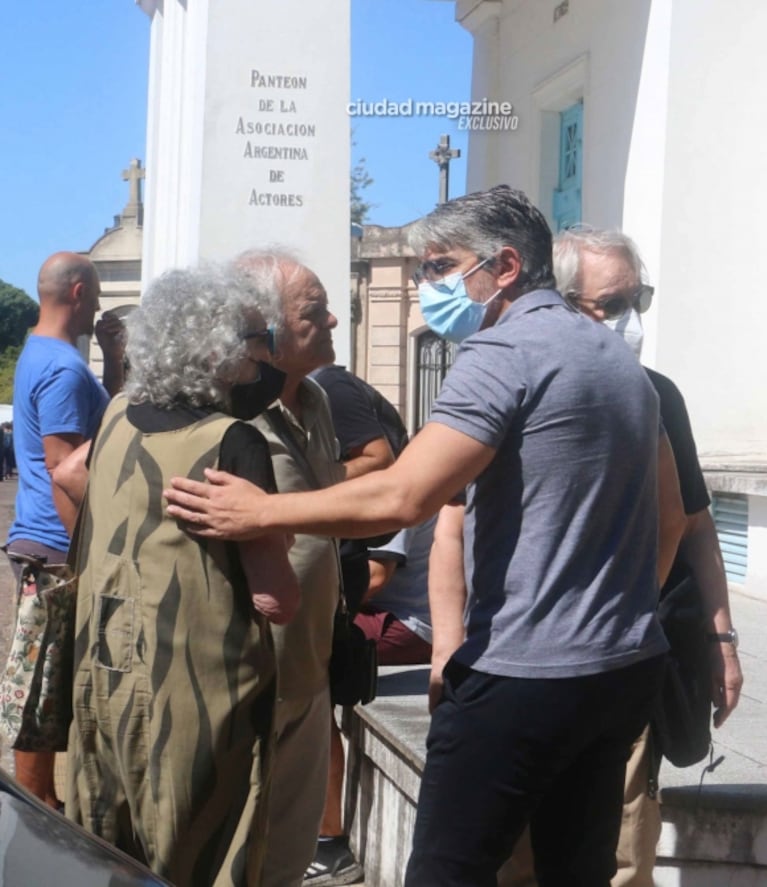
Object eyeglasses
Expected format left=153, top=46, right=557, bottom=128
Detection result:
left=565, top=284, right=654, bottom=319
left=242, top=327, right=275, bottom=355
left=412, top=255, right=494, bottom=286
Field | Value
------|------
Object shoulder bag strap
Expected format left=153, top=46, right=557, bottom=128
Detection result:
left=264, top=406, right=347, bottom=610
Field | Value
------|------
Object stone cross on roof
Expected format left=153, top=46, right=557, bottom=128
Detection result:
left=429, top=134, right=461, bottom=205
left=121, top=158, right=145, bottom=221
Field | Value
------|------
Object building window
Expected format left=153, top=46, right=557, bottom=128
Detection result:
left=552, top=101, right=583, bottom=232
left=415, top=331, right=456, bottom=430
left=711, top=493, right=748, bottom=583
left=95, top=260, right=142, bottom=282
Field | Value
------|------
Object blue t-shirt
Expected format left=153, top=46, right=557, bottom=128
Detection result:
left=367, top=514, right=437, bottom=644
left=8, top=336, right=109, bottom=553
left=429, top=289, right=668, bottom=679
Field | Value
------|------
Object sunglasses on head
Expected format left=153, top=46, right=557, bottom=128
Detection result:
left=565, top=284, right=654, bottom=320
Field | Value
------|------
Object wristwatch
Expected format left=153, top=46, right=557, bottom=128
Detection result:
left=707, top=628, right=739, bottom=649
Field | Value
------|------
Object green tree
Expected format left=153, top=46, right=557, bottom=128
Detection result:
left=0, top=344, right=22, bottom=403
left=0, top=281, right=38, bottom=352
left=350, top=139, right=374, bottom=224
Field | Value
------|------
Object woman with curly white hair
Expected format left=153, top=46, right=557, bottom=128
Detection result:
left=66, top=264, right=299, bottom=887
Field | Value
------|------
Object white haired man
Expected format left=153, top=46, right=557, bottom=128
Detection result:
left=235, top=251, right=346, bottom=887
left=553, top=227, right=743, bottom=887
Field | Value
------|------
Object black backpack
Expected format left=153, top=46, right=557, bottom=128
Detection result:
left=313, top=365, right=409, bottom=459
left=313, top=366, right=410, bottom=611
left=652, top=575, right=712, bottom=767
left=362, top=382, right=409, bottom=458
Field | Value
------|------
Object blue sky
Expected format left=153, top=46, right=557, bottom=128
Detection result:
left=0, top=1, right=472, bottom=300
left=351, top=1, right=472, bottom=225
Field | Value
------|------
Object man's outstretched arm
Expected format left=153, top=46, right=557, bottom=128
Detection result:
left=165, top=422, right=496, bottom=541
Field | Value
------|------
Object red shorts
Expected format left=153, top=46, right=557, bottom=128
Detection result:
left=354, top=608, right=432, bottom=666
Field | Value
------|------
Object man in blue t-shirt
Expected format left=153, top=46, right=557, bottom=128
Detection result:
left=5, top=251, right=123, bottom=807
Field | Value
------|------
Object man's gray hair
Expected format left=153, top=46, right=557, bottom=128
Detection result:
left=235, top=247, right=306, bottom=339
left=553, top=227, right=646, bottom=296
left=125, top=263, right=276, bottom=410
left=408, top=185, right=556, bottom=293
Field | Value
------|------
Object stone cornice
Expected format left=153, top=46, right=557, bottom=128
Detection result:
left=455, top=0, right=502, bottom=33
left=359, top=223, right=419, bottom=259
left=136, top=0, right=158, bottom=17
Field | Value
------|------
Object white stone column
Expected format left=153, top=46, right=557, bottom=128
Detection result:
left=137, top=0, right=351, bottom=363
left=457, top=0, right=503, bottom=194
left=621, top=0, right=673, bottom=370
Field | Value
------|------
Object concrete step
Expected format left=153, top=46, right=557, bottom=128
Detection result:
left=345, top=591, right=767, bottom=886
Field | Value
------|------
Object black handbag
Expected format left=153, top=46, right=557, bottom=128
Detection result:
left=265, top=407, right=378, bottom=707
left=329, top=597, right=378, bottom=706
left=652, top=575, right=712, bottom=767
left=337, top=539, right=370, bottom=617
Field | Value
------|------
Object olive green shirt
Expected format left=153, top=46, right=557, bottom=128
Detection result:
left=254, top=378, right=343, bottom=699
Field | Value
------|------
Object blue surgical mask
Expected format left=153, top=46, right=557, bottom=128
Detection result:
left=418, top=259, right=501, bottom=343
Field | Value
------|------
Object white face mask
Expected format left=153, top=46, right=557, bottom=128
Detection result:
left=604, top=307, right=644, bottom=359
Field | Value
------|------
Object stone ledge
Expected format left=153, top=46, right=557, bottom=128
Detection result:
left=700, top=457, right=767, bottom=496
left=659, top=783, right=767, bottom=815
left=352, top=666, right=430, bottom=771
left=347, top=664, right=767, bottom=883
left=704, top=471, right=767, bottom=496
left=658, top=803, right=767, bottom=868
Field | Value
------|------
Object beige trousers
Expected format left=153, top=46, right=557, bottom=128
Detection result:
left=612, top=726, right=661, bottom=887
left=261, top=686, right=332, bottom=887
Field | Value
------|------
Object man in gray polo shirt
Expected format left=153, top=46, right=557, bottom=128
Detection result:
left=165, top=186, right=685, bottom=886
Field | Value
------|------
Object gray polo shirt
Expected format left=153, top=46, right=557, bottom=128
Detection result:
left=429, top=289, right=668, bottom=678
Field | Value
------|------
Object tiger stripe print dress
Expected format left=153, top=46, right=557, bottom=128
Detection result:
left=66, top=395, right=277, bottom=887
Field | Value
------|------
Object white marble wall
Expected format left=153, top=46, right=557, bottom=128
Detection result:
left=138, top=0, right=351, bottom=363
left=456, top=0, right=767, bottom=460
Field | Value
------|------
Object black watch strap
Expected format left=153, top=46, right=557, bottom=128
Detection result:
left=707, top=628, right=739, bottom=648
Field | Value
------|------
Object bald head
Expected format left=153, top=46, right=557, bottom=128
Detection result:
left=36, top=251, right=101, bottom=340
left=37, top=252, right=98, bottom=306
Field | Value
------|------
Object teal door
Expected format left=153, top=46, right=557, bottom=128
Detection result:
left=553, top=101, right=583, bottom=231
